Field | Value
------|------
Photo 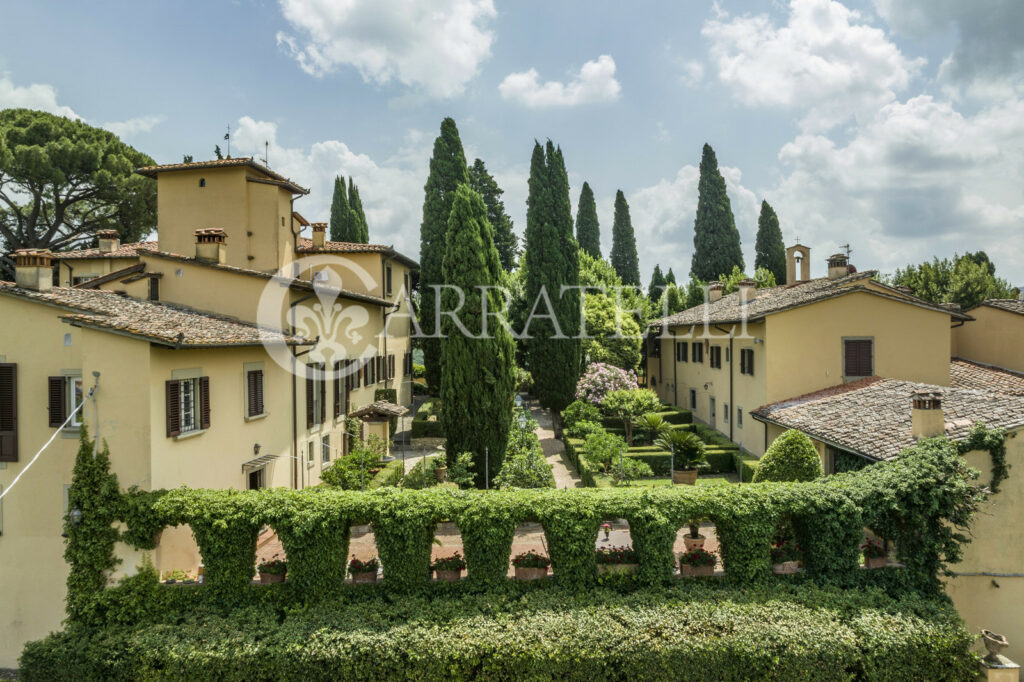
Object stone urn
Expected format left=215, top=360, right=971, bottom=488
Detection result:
left=435, top=568, right=462, bottom=582
left=680, top=564, right=714, bottom=577
left=352, top=571, right=378, bottom=584
left=514, top=566, right=548, bottom=581
left=434, top=464, right=448, bottom=482
left=772, top=561, right=800, bottom=575
left=673, top=469, right=698, bottom=485
left=982, top=630, right=1009, bottom=665
left=683, top=534, right=706, bottom=551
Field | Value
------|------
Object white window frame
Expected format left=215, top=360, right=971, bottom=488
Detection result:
left=321, top=435, right=331, bottom=464
left=307, top=439, right=315, bottom=468
left=179, top=377, right=200, bottom=434
left=68, top=376, right=84, bottom=427
left=737, top=407, right=743, bottom=428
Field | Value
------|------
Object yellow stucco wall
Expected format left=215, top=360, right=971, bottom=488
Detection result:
left=57, top=257, right=141, bottom=287
left=765, top=291, right=952, bottom=403
left=952, top=305, right=1024, bottom=373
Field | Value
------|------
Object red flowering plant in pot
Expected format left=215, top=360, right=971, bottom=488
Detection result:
left=861, top=537, right=888, bottom=569
left=431, top=552, right=467, bottom=581
left=595, top=546, right=638, bottom=575
left=679, top=548, right=717, bottom=577
left=770, top=540, right=803, bottom=575
left=257, top=556, right=287, bottom=584
left=512, top=550, right=551, bottom=580
left=348, top=556, right=380, bottom=583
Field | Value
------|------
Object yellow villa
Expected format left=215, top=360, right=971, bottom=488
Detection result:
left=953, top=297, right=1024, bottom=374
left=0, top=157, right=418, bottom=667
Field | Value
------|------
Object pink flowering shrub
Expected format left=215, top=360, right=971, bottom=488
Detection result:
left=575, top=363, right=638, bottom=404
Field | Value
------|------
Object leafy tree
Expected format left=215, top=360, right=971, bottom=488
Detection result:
left=575, top=181, right=601, bottom=258
left=662, top=284, right=687, bottom=315
left=665, top=268, right=677, bottom=285
left=523, top=140, right=581, bottom=412
left=691, top=143, right=744, bottom=281
left=887, top=253, right=1015, bottom=309
left=439, top=184, right=516, bottom=484
left=578, top=250, right=649, bottom=321
left=600, top=388, right=660, bottom=445
left=582, top=292, right=642, bottom=370
left=718, top=265, right=777, bottom=294
left=583, top=430, right=626, bottom=472
left=0, top=109, right=156, bottom=270
left=752, top=429, right=822, bottom=483
left=419, top=117, right=469, bottom=392
left=684, top=276, right=707, bottom=309
left=182, top=154, right=193, bottom=163
left=494, top=407, right=554, bottom=488
left=609, top=190, right=640, bottom=286
left=468, top=158, right=518, bottom=271
left=754, top=200, right=786, bottom=284
left=348, top=177, right=369, bottom=243
left=560, top=399, right=601, bottom=430
left=647, top=264, right=667, bottom=303
left=612, top=456, right=654, bottom=485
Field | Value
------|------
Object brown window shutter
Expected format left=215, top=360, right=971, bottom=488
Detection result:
left=844, top=340, right=872, bottom=376
left=388, top=354, right=395, bottom=379
left=306, top=368, right=315, bottom=427
left=0, top=364, right=18, bottom=462
left=165, top=380, right=181, bottom=438
left=48, top=376, right=67, bottom=427
left=333, top=362, right=342, bottom=418
left=748, top=350, right=754, bottom=376
left=318, top=365, right=326, bottom=424
left=199, top=376, right=211, bottom=430
left=254, top=370, right=264, bottom=415
left=247, top=370, right=264, bottom=417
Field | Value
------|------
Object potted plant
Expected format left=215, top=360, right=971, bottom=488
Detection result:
left=257, top=559, right=288, bottom=584
left=656, top=431, right=707, bottom=485
left=348, top=556, right=380, bottom=583
left=861, top=538, right=888, bottom=569
left=770, top=540, right=803, bottom=574
left=434, top=458, right=448, bottom=483
left=601, top=522, right=612, bottom=541
left=595, top=546, right=638, bottom=575
left=683, top=519, right=705, bottom=550
left=679, top=547, right=717, bottom=577
left=431, top=552, right=466, bottom=581
left=512, top=550, right=550, bottom=580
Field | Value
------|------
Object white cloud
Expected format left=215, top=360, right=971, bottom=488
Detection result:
left=0, top=74, right=79, bottom=119
left=769, top=94, right=1024, bottom=279
left=275, top=0, right=496, bottom=98
left=702, top=0, right=924, bottom=131
left=102, top=115, right=165, bottom=138
left=499, top=55, right=622, bottom=108
left=678, top=59, right=705, bottom=87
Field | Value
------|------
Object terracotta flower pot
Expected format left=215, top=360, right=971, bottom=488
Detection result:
left=864, top=556, right=887, bottom=569
left=673, top=469, right=698, bottom=485
left=680, top=564, right=714, bottom=577
left=597, top=563, right=638, bottom=575
left=683, top=534, right=706, bottom=551
left=352, top=571, right=378, bottom=583
left=514, top=566, right=548, bottom=581
left=772, top=561, right=800, bottom=575
left=434, top=465, right=447, bottom=482
left=434, top=568, right=462, bottom=582
left=259, top=571, right=286, bottom=584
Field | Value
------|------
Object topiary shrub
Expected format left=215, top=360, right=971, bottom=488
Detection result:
left=561, top=399, right=601, bottom=430
left=752, top=429, right=822, bottom=483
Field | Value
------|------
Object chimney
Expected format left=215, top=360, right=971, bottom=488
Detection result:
left=785, top=244, right=811, bottom=283
left=311, top=222, right=327, bottom=249
left=96, top=229, right=120, bottom=253
left=195, top=228, right=227, bottom=264
left=13, top=249, right=54, bottom=292
left=708, top=281, right=723, bottom=303
left=738, top=278, right=756, bottom=303
left=827, top=253, right=849, bottom=280
left=911, top=389, right=945, bottom=439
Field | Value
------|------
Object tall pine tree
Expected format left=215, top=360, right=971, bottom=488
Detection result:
left=524, top=140, right=581, bottom=412
left=575, top=181, right=601, bottom=258
left=691, top=143, right=744, bottom=281
left=468, top=158, right=518, bottom=271
left=754, top=199, right=786, bottom=284
left=328, top=176, right=350, bottom=242
left=348, top=177, right=369, bottom=243
left=610, top=190, right=640, bottom=286
left=440, top=184, right=516, bottom=485
left=418, top=118, right=469, bottom=392
left=665, top=267, right=677, bottom=285
left=648, top=264, right=667, bottom=303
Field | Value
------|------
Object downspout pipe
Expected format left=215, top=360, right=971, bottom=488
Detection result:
left=289, top=291, right=319, bottom=490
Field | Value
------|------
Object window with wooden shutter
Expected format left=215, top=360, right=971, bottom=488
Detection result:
left=388, top=354, right=395, bottom=379
left=0, top=364, right=18, bottom=462
left=318, top=365, right=326, bottom=424
left=333, top=362, right=342, bottom=418
left=843, top=339, right=873, bottom=377
left=199, top=376, right=211, bottom=430
left=166, top=380, right=181, bottom=438
left=247, top=370, right=264, bottom=418
left=48, top=376, right=67, bottom=427
left=305, top=368, right=315, bottom=428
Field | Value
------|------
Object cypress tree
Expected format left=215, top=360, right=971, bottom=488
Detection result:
left=754, top=200, right=786, bottom=284
left=524, top=140, right=581, bottom=412
left=419, top=118, right=469, bottom=392
left=575, top=181, right=601, bottom=258
left=440, top=184, right=516, bottom=484
left=665, top=267, right=677, bottom=285
left=468, top=158, right=518, bottom=271
left=348, top=177, right=369, bottom=243
left=328, top=176, right=350, bottom=242
left=691, top=143, right=744, bottom=281
left=610, top=190, right=640, bottom=286
left=648, top=264, right=667, bottom=303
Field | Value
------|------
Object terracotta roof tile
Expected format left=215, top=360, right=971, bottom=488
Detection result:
left=976, top=298, right=1024, bottom=316
left=52, top=241, right=157, bottom=260
left=751, top=375, right=1024, bottom=460
left=951, top=358, right=1024, bottom=396
left=296, top=238, right=418, bottom=268
left=0, top=282, right=307, bottom=347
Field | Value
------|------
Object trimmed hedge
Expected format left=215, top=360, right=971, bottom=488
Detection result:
left=734, top=451, right=760, bottom=482
left=411, top=398, right=445, bottom=438
left=20, top=585, right=976, bottom=681
left=563, top=437, right=597, bottom=487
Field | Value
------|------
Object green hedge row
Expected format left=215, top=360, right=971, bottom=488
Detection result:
left=410, top=398, right=445, bottom=438
left=563, top=437, right=597, bottom=487
left=734, top=451, right=760, bottom=482
left=20, top=585, right=976, bottom=681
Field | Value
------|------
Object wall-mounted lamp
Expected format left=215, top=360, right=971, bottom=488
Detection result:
left=253, top=443, right=262, bottom=456
left=68, top=505, right=83, bottom=527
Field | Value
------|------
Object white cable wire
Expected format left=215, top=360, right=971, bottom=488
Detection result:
left=0, top=388, right=92, bottom=502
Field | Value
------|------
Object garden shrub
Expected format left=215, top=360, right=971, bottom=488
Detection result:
left=610, top=456, right=655, bottom=485
left=561, top=399, right=601, bottom=430
left=401, top=456, right=441, bottom=490
left=368, top=459, right=405, bottom=489
left=492, top=448, right=555, bottom=489
left=319, top=436, right=387, bottom=489
left=582, top=430, right=626, bottom=472
left=566, top=419, right=605, bottom=439
left=574, top=362, right=637, bottom=404
left=600, top=388, right=661, bottom=445
left=753, top=430, right=822, bottom=483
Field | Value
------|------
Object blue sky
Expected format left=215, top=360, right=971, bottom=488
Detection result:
left=2, top=0, right=1023, bottom=284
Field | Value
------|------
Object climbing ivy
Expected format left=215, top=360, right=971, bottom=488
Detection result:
left=956, top=421, right=1009, bottom=493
